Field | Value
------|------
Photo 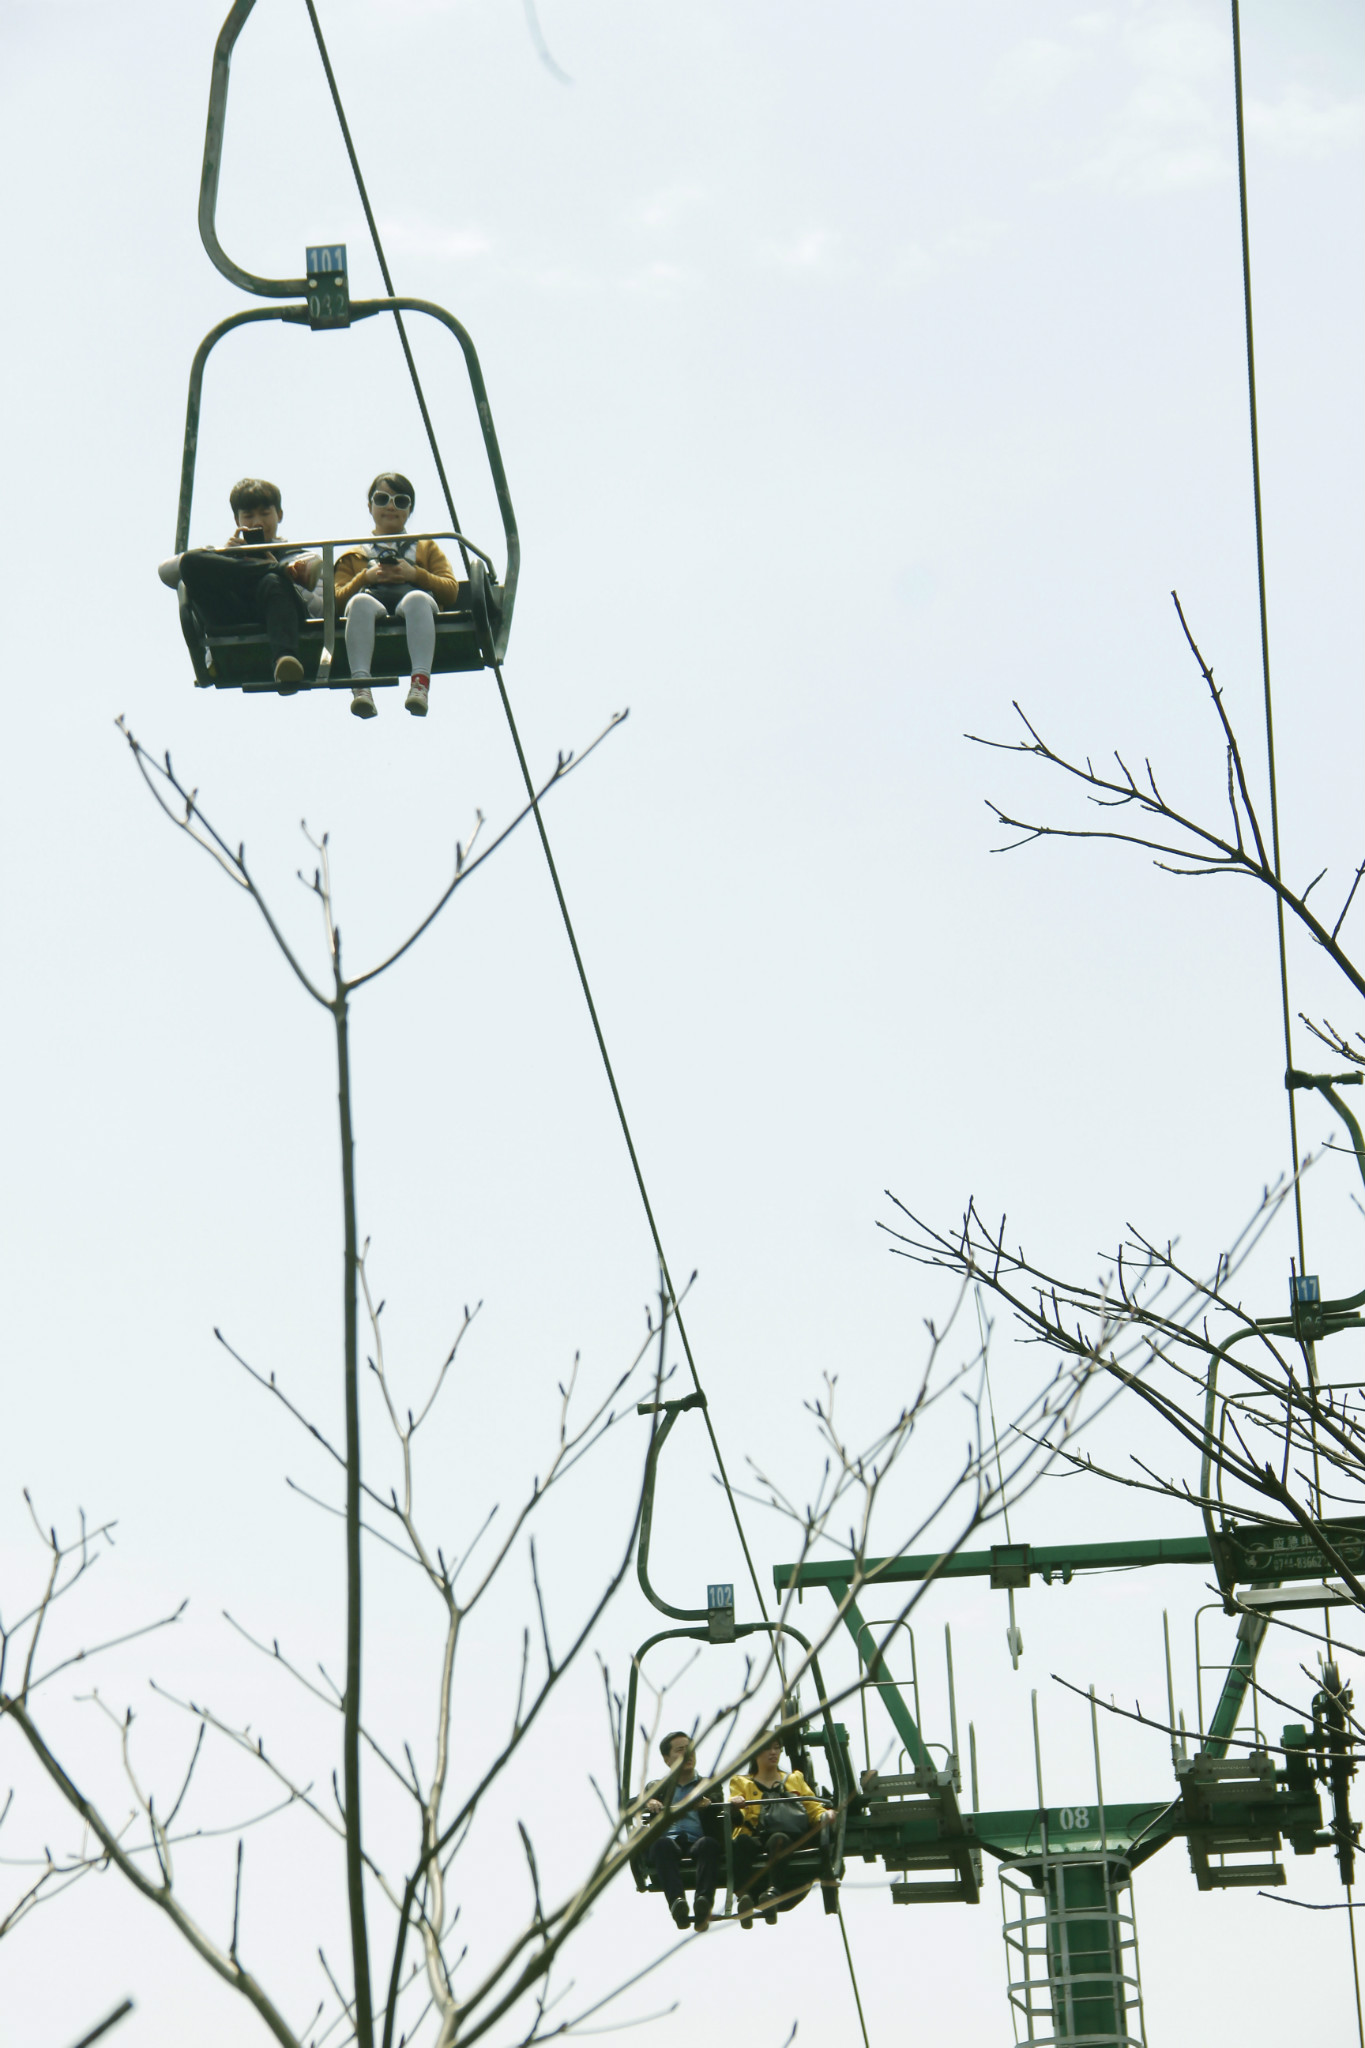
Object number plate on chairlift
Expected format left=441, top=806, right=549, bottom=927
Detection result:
left=707, top=1583, right=735, bottom=1643
left=306, top=244, right=350, bottom=329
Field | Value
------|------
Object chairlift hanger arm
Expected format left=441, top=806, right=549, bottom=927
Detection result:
left=1288, top=1067, right=1365, bottom=1199
left=635, top=1394, right=709, bottom=1622
left=201, top=0, right=309, bottom=298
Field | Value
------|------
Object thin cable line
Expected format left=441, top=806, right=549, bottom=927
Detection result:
left=1349, top=1887, right=1365, bottom=2048
left=1230, top=0, right=1305, bottom=1275
left=975, top=1287, right=1023, bottom=1667
left=1231, top=1, right=1333, bottom=1574
left=300, top=0, right=776, bottom=1639
left=302, top=0, right=472, bottom=582
left=835, top=1896, right=872, bottom=2048
left=975, top=1288, right=1011, bottom=1544
left=486, top=652, right=778, bottom=1636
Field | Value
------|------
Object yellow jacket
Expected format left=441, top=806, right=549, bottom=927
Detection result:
left=729, top=1770, right=825, bottom=1836
left=335, top=537, right=460, bottom=610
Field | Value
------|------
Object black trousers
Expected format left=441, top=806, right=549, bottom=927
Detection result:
left=648, top=1828, right=720, bottom=1905
left=732, top=1824, right=810, bottom=1900
left=181, top=551, right=303, bottom=661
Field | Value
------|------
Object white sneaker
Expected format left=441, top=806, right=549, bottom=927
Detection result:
left=405, top=674, right=430, bottom=717
left=351, top=685, right=377, bottom=719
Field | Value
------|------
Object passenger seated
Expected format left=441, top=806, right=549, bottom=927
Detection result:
left=162, top=478, right=320, bottom=689
left=335, top=472, right=459, bottom=720
left=729, top=1732, right=833, bottom=1927
left=640, top=1731, right=720, bottom=1933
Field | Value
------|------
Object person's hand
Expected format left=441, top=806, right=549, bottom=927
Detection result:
left=645, top=1798, right=663, bottom=1815
left=386, top=557, right=420, bottom=583
left=730, top=1795, right=748, bottom=1806
left=286, top=558, right=314, bottom=585
left=819, top=1809, right=835, bottom=1826
left=363, top=562, right=395, bottom=585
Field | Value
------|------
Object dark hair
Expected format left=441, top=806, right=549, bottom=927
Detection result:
left=659, top=1730, right=692, bottom=1763
left=368, top=471, right=415, bottom=506
left=229, top=477, right=282, bottom=515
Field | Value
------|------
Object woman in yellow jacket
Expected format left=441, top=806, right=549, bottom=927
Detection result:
left=729, top=1733, right=834, bottom=1925
left=336, top=472, right=460, bottom=719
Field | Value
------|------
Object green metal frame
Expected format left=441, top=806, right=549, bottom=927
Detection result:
left=776, top=1537, right=1215, bottom=1598
left=770, top=1542, right=1331, bottom=1885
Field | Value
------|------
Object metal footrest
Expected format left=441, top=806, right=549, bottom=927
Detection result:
left=861, top=1766, right=981, bottom=1905
left=1177, top=1753, right=1286, bottom=1892
left=888, top=1850, right=984, bottom=1905
left=1193, top=1858, right=1285, bottom=1889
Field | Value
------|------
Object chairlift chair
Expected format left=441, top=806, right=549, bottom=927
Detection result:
left=172, top=0, right=518, bottom=695
left=622, top=1394, right=853, bottom=1922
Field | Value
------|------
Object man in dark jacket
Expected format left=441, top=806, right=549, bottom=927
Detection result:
left=640, top=1731, right=720, bottom=1933
left=169, top=478, right=318, bottom=688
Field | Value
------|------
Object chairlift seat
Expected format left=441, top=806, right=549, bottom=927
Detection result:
left=629, top=1817, right=837, bottom=1920
left=629, top=1804, right=729, bottom=1896
left=178, top=562, right=503, bottom=693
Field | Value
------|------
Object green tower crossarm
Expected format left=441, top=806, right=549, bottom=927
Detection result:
left=774, top=1541, right=1214, bottom=1776
left=774, top=1535, right=1213, bottom=1597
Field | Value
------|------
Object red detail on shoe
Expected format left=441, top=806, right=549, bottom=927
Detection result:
left=411, top=674, right=430, bottom=688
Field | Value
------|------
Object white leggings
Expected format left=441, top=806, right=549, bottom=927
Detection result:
left=344, top=587, right=438, bottom=676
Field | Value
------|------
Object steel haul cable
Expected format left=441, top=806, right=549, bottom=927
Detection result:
left=1230, top=0, right=1306, bottom=1275
left=299, top=0, right=779, bottom=1648
left=835, top=1896, right=872, bottom=2048
left=1230, top=9, right=1360, bottom=2038
left=1229, top=0, right=1335, bottom=1563
left=299, top=18, right=881, bottom=2037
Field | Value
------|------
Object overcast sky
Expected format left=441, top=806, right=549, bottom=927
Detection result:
left=2, top=2, right=1363, bottom=2043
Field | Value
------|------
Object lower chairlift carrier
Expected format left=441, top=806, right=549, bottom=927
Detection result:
left=621, top=1392, right=854, bottom=1923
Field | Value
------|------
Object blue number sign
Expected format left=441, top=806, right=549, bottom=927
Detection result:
left=306, top=244, right=347, bottom=277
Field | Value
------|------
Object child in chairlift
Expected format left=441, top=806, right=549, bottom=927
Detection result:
left=335, top=472, right=460, bottom=718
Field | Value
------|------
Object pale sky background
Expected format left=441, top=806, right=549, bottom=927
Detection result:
left=1, top=2, right=1363, bottom=2044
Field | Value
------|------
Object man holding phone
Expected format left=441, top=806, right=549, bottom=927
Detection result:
left=169, top=478, right=319, bottom=688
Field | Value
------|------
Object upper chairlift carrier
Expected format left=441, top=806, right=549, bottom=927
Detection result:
left=175, top=0, right=518, bottom=695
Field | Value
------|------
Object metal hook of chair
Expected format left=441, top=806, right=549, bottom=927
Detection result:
left=635, top=1392, right=710, bottom=1621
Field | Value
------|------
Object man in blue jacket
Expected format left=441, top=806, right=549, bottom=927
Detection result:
left=641, top=1731, right=720, bottom=1933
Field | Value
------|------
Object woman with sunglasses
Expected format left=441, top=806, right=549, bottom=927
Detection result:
left=335, top=472, right=460, bottom=718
